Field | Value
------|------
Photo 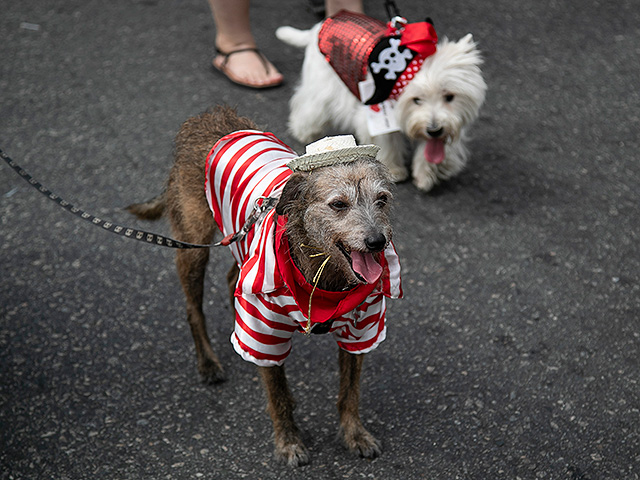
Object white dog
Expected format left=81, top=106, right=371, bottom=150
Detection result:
left=276, top=16, right=487, bottom=192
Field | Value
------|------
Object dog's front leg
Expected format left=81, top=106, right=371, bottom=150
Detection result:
left=337, top=349, right=382, bottom=458
left=374, top=131, right=408, bottom=183
left=411, top=141, right=440, bottom=192
left=354, top=118, right=408, bottom=183
left=259, top=365, right=310, bottom=466
left=412, top=136, right=470, bottom=192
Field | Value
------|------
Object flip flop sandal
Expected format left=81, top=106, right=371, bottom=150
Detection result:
left=213, top=46, right=283, bottom=89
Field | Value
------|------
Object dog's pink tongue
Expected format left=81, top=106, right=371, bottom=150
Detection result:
left=351, top=251, right=383, bottom=284
left=425, top=138, right=445, bottom=164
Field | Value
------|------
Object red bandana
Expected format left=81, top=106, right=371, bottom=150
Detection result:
left=274, top=215, right=379, bottom=326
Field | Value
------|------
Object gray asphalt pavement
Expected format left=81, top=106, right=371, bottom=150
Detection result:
left=1, top=0, right=639, bottom=479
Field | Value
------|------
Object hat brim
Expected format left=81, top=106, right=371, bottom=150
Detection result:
left=287, top=145, right=380, bottom=172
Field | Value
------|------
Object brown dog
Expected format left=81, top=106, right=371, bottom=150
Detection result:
left=127, top=106, right=401, bottom=466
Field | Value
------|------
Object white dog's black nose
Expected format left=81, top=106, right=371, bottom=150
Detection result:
left=365, top=233, right=387, bottom=252
left=427, top=126, right=444, bottom=138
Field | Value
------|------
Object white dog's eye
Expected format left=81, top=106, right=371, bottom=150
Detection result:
left=444, top=93, right=455, bottom=102
left=412, top=97, right=422, bottom=105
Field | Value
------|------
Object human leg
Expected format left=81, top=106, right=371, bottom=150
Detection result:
left=208, top=0, right=283, bottom=88
left=325, top=0, right=364, bottom=16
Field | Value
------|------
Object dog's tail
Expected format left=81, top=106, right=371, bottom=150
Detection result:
left=275, top=26, right=314, bottom=48
left=126, top=192, right=166, bottom=221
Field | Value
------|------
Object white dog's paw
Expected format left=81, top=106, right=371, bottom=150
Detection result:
left=289, top=123, right=317, bottom=144
left=386, top=165, right=409, bottom=183
left=413, top=169, right=439, bottom=192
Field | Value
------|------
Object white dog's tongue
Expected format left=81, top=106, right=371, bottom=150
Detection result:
left=351, top=251, right=383, bottom=284
left=425, top=138, right=445, bottom=164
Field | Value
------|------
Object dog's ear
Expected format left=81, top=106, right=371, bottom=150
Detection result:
left=276, top=172, right=308, bottom=215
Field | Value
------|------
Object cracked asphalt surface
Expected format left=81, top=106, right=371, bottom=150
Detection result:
left=1, top=0, right=638, bottom=478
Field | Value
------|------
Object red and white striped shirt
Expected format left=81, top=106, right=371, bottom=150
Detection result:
left=205, top=130, right=402, bottom=367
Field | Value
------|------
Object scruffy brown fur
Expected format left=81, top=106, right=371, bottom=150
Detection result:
left=127, top=106, right=394, bottom=466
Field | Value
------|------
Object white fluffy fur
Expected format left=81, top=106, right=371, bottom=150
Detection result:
left=276, top=24, right=487, bottom=191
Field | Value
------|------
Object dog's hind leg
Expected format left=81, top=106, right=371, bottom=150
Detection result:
left=337, top=349, right=381, bottom=458
left=259, top=365, right=310, bottom=466
left=176, top=247, right=226, bottom=384
left=128, top=188, right=225, bottom=383
left=165, top=153, right=227, bottom=384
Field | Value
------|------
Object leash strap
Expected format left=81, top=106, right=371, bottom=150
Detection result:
left=0, top=148, right=275, bottom=249
left=215, top=196, right=279, bottom=247
left=384, top=0, right=401, bottom=19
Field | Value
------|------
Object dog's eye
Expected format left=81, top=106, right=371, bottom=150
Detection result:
left=412, top=97, right=422, bottom=105
left=375, top=194, right=388, bottom=208
left=329, top=200, right=349, bottom=211
left=444, top=93, right=455, bottom=102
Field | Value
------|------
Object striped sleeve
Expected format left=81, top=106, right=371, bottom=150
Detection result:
left=331, top=294, right=387, bottom=354
left=381, top=242, right=403, bottom=299
left=231, top=290, right=301, bottom=367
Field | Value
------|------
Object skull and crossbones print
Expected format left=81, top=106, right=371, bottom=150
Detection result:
left=370, top=38, right=414, bottom=80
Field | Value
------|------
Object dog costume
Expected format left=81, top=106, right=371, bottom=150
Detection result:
left=204, top=131, right=402, bottom=367
left=318, top=10, right=438, bottom=104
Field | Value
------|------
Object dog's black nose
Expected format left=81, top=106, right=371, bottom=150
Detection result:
left=365, top=233, right=387, bottom=252
left=427, top=126, right=444, bottom=138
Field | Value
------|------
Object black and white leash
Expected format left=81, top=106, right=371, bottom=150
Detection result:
left=0, top=148, right=276, bottom=249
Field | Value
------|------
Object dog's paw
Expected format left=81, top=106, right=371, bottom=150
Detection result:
left=339, top=424, right=382, bottom=459
left=275, top=441, right=310, bottom=467
left=198, top=358, right=226, bottom=385
left=413, top=176, right=437, bottom=192
left=289, top=123, right=319, bottom=145
left=387, top=165, right=410, bottom=183
left=412, top=168, right=440, bottom=192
